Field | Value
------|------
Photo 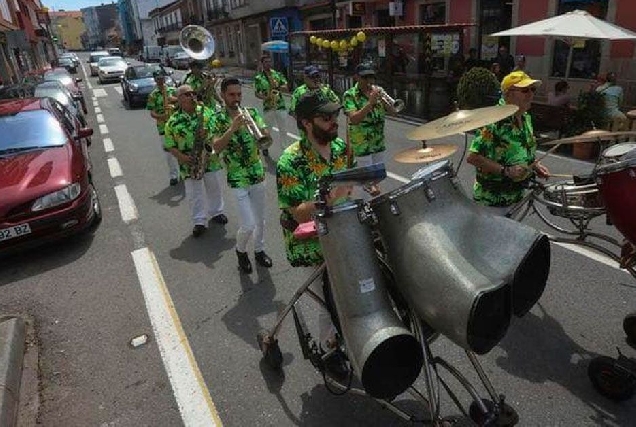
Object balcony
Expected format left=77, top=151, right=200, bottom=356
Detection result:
left=156, top=22, right=182, bottom=34
left=183, top=15, right=204, bottom=26
left=206, top=8, right=229, bottom=22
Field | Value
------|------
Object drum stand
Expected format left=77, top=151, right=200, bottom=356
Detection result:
left=257, top=263, right=520, bottom=426
left=507, top=182, right=636, bottom=279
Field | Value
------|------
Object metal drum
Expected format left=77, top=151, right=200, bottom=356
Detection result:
left=541, top=181, right=605, bottom=219
left=596, top=143, right=636, bottom=245
left=370, top=160, right=551, bottom=355
left=315, top=199, right=423, bottom=399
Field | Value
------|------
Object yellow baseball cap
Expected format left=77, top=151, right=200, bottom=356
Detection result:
left=501, top=71, right=542, bottom=93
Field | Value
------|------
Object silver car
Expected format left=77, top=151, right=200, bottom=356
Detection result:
left=97, top=56, right=129, bottom=84
left=88, top=51, right=110, bottom=76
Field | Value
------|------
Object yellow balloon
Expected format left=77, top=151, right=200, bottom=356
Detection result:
left=356, top=31, right=366, bottom=42
left=315, top=38, right=322, bottom=46
left=330, top=40, right=338, bottom=50
left=322, top=40, right=330, bottom=48
left=350, top=37, right=358, bottom=47
left=339, top=40, right=348, bottom=50
left=310, top=35, right=316, bottom=44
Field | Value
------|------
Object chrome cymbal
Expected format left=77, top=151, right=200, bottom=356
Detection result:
left=406, top=105, right=519, bottom=141
left=394, top=144, right=458, bottom=164
left=540, top=130, right=636, bottom=145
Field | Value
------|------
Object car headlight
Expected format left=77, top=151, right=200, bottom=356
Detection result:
left=32, top=183, right=81, bottom=211
left=129, top=83, right=139, bottom=92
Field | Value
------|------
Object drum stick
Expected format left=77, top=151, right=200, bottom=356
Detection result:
left=532, top=142, right=564, bottom=167
left=549, top=173, right=573, bottom=178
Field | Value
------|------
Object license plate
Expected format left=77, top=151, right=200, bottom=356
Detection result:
left=0, top=223, right=32, bottom=242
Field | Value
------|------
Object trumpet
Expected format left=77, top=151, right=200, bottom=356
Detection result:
left=238, top=106, right=273, bottom=150
left=373, top=85, right=405, bottom=112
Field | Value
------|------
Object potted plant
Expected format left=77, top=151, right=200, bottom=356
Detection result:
left=456, top=67, right=501, bottom=110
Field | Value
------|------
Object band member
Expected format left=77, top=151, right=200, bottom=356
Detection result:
left=164, top=84, right=227, bottom=237
left=147, top=70, right=180, bottom=186
left=342, top=63, right=399, bottom=196
left=182, top=60, right=219, bottom=109
left=289, top=65, right=339, bottom=118
left=254, top=54, right=289, bottom=155
left=467, top=71, right=550, bottom=215
left=277, top=91, right=352, bottom=379
left=212, top=77, right=273, bottom=274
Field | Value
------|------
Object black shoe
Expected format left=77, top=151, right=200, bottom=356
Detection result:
left=169, top=178, right=179, bottom=186
left=323, top=349, right=349, bottom=383
left=254, top=251, right=272, bottom=268
left=262, top=149, right=269, bottom=157
left=236, top=250, right=252, bottom=274
left=211, top=214, right=228, bottom=224
left=192, top=225, right=206, bottom=238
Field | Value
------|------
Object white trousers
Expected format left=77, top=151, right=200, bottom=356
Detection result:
left=184, top=169, right=225, bottom=226
left=263, top=109, right=288, bottom=150
left=353, top=151, right=386, bottom=201
left=232, top=181, right=266, bottom=253
left=160, top=135, right=180, bottom=180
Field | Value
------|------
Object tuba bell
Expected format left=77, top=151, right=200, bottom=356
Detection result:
left=179, top=25, right=216, bottom=60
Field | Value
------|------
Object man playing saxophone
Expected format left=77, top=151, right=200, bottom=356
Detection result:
left=164, top=84, right=228, bottom=238
left=147, top=70, right=180, bottom=186
left=211, top=77, right=273, bottom=274
left=254, top=54, right=289, bottom=155
left=289, top=65, right=339, bottom=119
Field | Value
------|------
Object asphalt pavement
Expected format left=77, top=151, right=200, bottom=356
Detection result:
left=1, top=54, right=635, bottom=426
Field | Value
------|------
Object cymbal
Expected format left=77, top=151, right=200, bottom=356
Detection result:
left=406, top=105, right=519, bottom=141
left=394, top=144, right=458, bottom=164
left=540, top=130, right=636, bottom=145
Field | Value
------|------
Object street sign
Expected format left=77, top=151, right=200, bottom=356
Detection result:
left=269, top=17, right=288, bottom=38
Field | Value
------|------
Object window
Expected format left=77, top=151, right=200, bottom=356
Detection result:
left=420, top=2, right=446, bottom=25
left=551, top=0, right=608, bottom=79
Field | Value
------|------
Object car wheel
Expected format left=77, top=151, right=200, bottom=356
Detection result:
left=86, top=184, right=102, bottom=232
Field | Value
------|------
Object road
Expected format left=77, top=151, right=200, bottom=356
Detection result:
left=1, top=53, right=635, bottom=426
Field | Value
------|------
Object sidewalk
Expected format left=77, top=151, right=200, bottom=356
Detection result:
left=0, top=316, right=26, bottom=427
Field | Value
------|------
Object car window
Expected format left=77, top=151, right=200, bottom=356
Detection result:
left=34, top=87, right=72, bottom=107
left=133, top=66, right=156, bottom=78
left=99, top=58, right=126, bottom=67
left=48, top=100, right=76, bottom=134
left=44, top=73, right=73, bottom=86
left=59, top=58, right=73, bottom=65
left=90, top=53, right=109, bottom=62
left=0, top=110, right=67, bottom=152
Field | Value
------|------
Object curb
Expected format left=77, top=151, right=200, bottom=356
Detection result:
left=0, top=316, right=26, bottom=427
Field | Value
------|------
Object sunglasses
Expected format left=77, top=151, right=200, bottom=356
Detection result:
left=510, top=86, right=537, bottom=94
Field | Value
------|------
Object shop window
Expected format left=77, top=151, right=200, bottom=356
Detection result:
left=420, top=2, right=446, bottom=25
left=551, top=0, right=608, bottom=79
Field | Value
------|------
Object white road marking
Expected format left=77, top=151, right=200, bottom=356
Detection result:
left=93, top=88, right=107, bottom=97
left=113, top=184, right=138, bottom=223
left=96, top=113, right=104, bottom=123
left=114, top=86, right=123, bottom=95
left=272, top=127, right=279, bottom=132
left=107, top=158, right=123, bottom=178
left=103, top=138, right=114, bottom=153
left=551, top=240, right=630, bottom=274
left=94, top=107, right=101, bottom=114
left=131, top=248, right=222, bottom=427
left=93, top=101, right=99, bottom=107
left=87, top=82, right=93, bottom=90
left=287, top=132, right=299, bottom=139
left=99, top=124, right=109, bottom=134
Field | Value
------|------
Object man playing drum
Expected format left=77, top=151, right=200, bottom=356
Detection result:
left=467, top=71, right=550, bottom=215
left=276, top=92, right=352, bottom=379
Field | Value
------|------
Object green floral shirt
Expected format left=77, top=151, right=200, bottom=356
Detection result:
left=164, top=105, right=223, bottom=180
left=289, top=84, right=340, bottom=116
left=276, top=136, right=350, bottom=267
left=182, top=72, right=218, bottom=109
left=469, top=100, right=536, bottom=207
left=146, top=85, right=176, bottom=134
left=343, top=83, right=387, bottom=157
left=210, top=107, right=266, bottom=189
left=254, top=70, right=287, bottom=111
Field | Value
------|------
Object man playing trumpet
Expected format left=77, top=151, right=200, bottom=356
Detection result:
left=289, top=65, right=339, bottom=119
left=254, top=54, right=289, bottom=155
left=212, top=77, right=273, bottom=274
left=147, top=70, right=180, bottom=186
left=343, top=63, right=400, bottom=196
left=164, top=85, right=227, bottom=238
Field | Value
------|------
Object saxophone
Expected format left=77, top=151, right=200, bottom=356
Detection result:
left=159, top=84, right=174, bottom=125
left=190, top=103, right=213, bottom=180
left=265, top=70, right=280, bottom=109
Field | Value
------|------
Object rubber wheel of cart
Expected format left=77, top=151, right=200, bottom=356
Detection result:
left=257, top=330, right=283, bottom=370
left=623, top=312, right=636, bottom=344
left=469, top=399, right=519, bottom=426
left=588, top=356, right=636, bottom=401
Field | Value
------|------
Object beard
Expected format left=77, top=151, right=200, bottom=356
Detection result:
left=312, top=123, right=338, bottom=146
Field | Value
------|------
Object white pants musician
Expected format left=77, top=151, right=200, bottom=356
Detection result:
left=263, top=109, right=289, bottom=151
left=161, top=136, right=180, bottom=182
left=232, top=181, right=266, bottom=253
left=184, top=170, right=225, bottom=227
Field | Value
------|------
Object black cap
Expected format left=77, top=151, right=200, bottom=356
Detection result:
left=295, top=92, right=341, bottom=119
left=355, top=63, right=376, bottom=76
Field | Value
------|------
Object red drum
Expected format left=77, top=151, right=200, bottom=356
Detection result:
left=595, top=143, right=636, bottom=245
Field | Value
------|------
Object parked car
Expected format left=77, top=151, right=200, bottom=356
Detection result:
left=57, top=56, right=77, bottom=74
left=0, top=97, right=101, bottom=255
left=33, top=80, right=88, bottom=128
left=88, top=51, right=110, bottom=76
left=43, top=68, right=86, bottom=114
left=161, top=46, right=185, bottom=67
left=107, top=47, right=122, bottom=56
left=59, top=52, right=79, bottom=68
left=97, top=56, right=128, bottom=84
left=121, top=64, right=175, bottom=108
left=171, top=52, right=191, bottom=70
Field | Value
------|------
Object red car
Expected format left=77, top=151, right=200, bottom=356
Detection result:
left=43, top=68, right=87, bottom=114
left=0, top=97, right=101, bottom=255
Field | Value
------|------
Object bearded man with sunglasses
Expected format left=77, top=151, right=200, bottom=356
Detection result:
left=467, top=71, right=550, bottom=214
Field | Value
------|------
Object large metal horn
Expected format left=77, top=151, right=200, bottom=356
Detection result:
left=180, top=25, right=215, bottom=60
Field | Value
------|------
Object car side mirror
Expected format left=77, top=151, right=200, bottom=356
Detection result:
left=76, top=127, right=93, bottom=140
left=126, top=61, right=131, bottom=65
left=168, top=69, right=174, bottom=75
left=75, top=78, right=82, bottom=83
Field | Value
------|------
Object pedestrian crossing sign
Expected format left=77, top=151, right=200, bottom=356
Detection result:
left=270, top=17, right=288, bottom=37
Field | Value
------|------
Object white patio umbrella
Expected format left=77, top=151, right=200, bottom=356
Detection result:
left=491, top=9, right=636, bottom=78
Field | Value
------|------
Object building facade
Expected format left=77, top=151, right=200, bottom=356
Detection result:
left=81, top=3, right=119, bottom=49
left=50, top=10, right=85, bottom=51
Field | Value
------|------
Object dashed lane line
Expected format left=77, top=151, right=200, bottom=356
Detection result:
left=114, top=86, right=123, bottom=95
left=103, top=138, right=114, bottom=153
left=94, top=107, right=101, bottom=114
left=107, top=157, right=123, bottom=178
left=99, top=124, right=109, bottom=134
left=113, top=184, right=138, bottom=223
left=93, top=88, right=107, bottom=97
left=96, top=113, right=104, bottom=123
